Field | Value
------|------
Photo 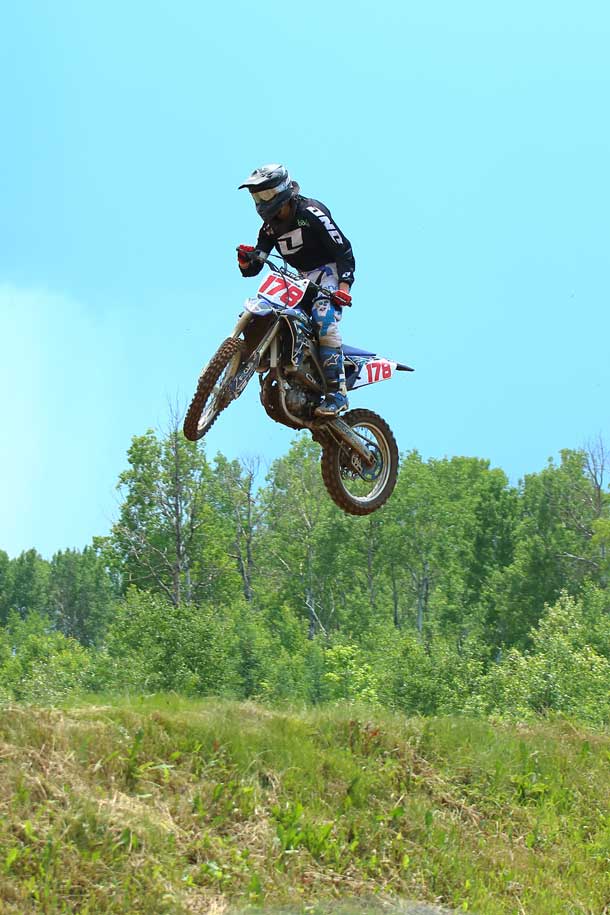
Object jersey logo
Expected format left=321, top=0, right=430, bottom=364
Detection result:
left=306, top=205, right=343, bottom=244
left=277, top=228, right=304, bottom=255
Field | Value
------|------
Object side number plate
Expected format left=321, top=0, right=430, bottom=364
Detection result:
left=365, top=359, right=393, bottom=383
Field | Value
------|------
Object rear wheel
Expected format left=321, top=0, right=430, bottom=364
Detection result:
left=320, top=409, right=399, bottom=515
left=183, top=337, right=244, bottom=441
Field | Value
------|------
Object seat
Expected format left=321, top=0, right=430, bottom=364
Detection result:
left=343, top=344, right=376, bottom=359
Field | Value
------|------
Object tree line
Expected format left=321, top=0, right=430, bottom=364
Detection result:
left=1, top=424, right=609, bottom=721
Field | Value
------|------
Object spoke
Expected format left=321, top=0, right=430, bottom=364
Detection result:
left=198, top=370, right=234, bottom=431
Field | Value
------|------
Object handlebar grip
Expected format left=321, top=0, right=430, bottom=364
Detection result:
left=236, top=246, right=252, bottom=262
left=330, top=291, right=353, bottom=307
left=236, top=246, right=266, bottom=260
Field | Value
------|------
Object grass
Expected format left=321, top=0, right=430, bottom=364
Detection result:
left=0, top=695, right=609, bottom=914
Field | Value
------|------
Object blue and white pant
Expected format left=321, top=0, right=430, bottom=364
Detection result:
left=300, top=263, right=346, bottom=394
left=301, top=263, right=343, bottom=348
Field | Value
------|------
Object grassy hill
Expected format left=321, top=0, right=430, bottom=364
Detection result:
left=0, top=696, right=608, bottom=914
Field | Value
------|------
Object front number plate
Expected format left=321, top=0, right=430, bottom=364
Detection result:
left=257, top=273, right=308, bottom=309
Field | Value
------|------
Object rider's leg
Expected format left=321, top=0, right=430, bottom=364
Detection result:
left=300, top=264, right=349, bottom=417
left=311, top=300, right=348, bottom=416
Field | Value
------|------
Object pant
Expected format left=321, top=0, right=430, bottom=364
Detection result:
left=300, top=264, right=346, bottom=395
left=300, top=263, right=343, bottom=348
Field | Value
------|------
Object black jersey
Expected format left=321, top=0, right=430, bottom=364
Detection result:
left=243, top=196, right=355, bottom=287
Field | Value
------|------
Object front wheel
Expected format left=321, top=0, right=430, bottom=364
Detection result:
left=320, top=409, right=399, bottom=515
left=183, top=337, right=244, bottom=441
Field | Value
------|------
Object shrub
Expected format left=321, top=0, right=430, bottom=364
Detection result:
left=98, top=589, right=241, bottom=695
left=480, top=593, right=610, bottom=723
left=0, top=611, right=93, bottom=703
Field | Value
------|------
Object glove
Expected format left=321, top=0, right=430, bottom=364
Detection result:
left=237, top=244, right=255, bottom=269
left=331, top=289, right=352, bottom=307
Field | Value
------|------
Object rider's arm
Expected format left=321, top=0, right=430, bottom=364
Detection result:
left=305, top=200, right=356, bottom=289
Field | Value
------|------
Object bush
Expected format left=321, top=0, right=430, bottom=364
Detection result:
left=0, top=611, right=93, bottom=703
left=480, top=592, right=610, bottom=723
left=97, top=589, right=241, bottom=695
left=321, top=643, right=381, bottom=703
left=369, top=626, right=486, bottom=716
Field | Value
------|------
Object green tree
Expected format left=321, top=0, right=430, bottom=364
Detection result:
left=256, top=437, right=340, bottom=637
left=378, top=454, right=484, bottom=635
left=47, top=546, right=116, bottom=645
left=486, top=448, right=610, bottom=648
left=213, top=454, right=260, bottom=603
left=0, top=550, right=10, bottom=624
left=106, top=423, right=240, bottom=605
left=0, top=549, right=50, bottom=623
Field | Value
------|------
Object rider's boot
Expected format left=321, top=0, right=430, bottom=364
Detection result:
left=315, top=346, right=349, bottom=418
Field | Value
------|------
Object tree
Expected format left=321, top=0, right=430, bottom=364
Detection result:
left=0, top=550, right=10, bottom=624
left=47, top=546, right=116, bottom=645
left=378, top=454, right=470, bottom=636
left=106, top=421, right=240, bottom=606
left=486, top=447, right=610, bottom=648
left=213, top=454, right=260, bottom=603
left=0, top=549, right=50, bottom=623
left=256, top=437, right=341, bottom=637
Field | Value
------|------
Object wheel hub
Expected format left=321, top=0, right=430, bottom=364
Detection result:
left=341, top=444, right=383, bottom=482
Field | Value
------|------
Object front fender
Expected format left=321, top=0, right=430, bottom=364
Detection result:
left=243, top=297, right=275, bottom=317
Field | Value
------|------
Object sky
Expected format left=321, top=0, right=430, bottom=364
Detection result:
left=1, top=0, right=609, bottom=559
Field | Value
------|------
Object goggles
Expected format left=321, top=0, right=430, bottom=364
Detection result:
left=250, top=175, right=291, bottom=203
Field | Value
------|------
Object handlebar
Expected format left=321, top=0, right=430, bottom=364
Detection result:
left=236, top=248, right=350, bottom=305
left=267, top=258, right=335, bottom=301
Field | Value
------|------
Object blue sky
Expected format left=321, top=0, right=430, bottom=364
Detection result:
left=2, top=0, right=609, bottom=558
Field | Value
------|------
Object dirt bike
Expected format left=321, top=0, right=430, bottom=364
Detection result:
left=183, top=257, right=413, bottom=515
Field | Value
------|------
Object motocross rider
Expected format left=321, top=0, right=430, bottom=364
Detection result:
left=237, top=164, right=355, bottom=417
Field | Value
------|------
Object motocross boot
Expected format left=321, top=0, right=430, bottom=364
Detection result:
left=315, top=345, right=349, bottom=417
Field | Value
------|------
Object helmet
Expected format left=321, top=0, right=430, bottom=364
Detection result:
left=238, top=163, right=297, bottom=221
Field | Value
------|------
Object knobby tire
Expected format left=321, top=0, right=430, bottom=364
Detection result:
left=183, top=337, right=243, bottom=441
left=320, top=408, right=399, bottom=515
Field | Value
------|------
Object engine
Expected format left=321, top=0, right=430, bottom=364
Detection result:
left=285, top=383, right=315, bottom=415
